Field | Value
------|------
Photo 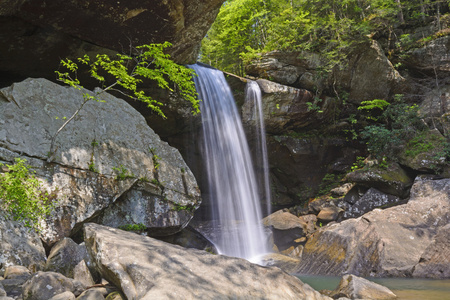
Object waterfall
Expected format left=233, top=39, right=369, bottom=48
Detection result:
left=245, top=81, right=271, bottom=216
left=189, top=64, right=269, bottom=261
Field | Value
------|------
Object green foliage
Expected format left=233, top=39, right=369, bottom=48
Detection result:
left=0, top=158, right=55, bottom=231
left=200, top=0, right=447, bottom=75
left=358, top=99, right=390, bottom=121
left=351, top=156, right=366, bottom=171
left=172, top=203, right=195, bottom=212
left=118, top=223, right=147, bottom=231
left=306, top=97, right=323, bottom=113
left=360, top=95, right=427, bottom=160
left=112, top=165, right=134, bottom=180
left=57, top=43, right=199, bottom=118
left=318, top=173, right=343, bottom=196
left=149, top=148, right=160, bottom=169
left=88, top=161, right=99, bottom=173
left=50, top=42, right=199, bottom=159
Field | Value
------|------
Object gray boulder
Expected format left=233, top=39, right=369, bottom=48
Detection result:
left=83, top=223, right=331, bottom=300
left=295, top=177, right=450, bottom=278
left=345, top=163, right=414, bottom=198
left=0, top=78, right=201, bottom=246
left=22, top=272, right=81, bottom=300
left=330, top=274, right=397, bottom=300
left=45, top=238, right=91, bottom=279
left=0, top=211, right=46, bottom=274
left=342, top=188, right=403, bottom=220
left=49, top=291, right=76, bottom=300
left=242, top=79, right=335, bottom=134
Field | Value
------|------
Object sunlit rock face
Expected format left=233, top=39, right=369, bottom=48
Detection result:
left=0, top=78, right=201, bottom=247
left=0, top=0, right=224, bottom=86
left=294, top=177, right=450, bottom=278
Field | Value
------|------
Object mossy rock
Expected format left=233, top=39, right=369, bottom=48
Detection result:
left=398, top=129, right=448, bottom=173
left=345, top=162, right=414, bottom=198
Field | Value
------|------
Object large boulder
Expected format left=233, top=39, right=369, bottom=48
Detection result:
left=404, top=35, right=450, bottom=77
left=83, top=223, right=331, bottom=300
left=242, top=79, right=336, bottom=134
left=345, top=163, right=414, bottom=198
left=263, top=210, right=308, bottom=251
left=295, top=177, right=450, bottom=278
left=0, top=78, right=201, bottom=246
left=332, top=40, right=408, bottom=104
left=245, top=51, right=326, bottom=91
left=0, top=212, right=46, bottom=274
left=412, top=223, right=450, bottom=278
left=0, top=0, right=224, bottom=86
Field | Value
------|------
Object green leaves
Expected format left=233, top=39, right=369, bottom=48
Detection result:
left=0, top=158, right=55, bottom=232
left=55, top=42, right=199, bottom=119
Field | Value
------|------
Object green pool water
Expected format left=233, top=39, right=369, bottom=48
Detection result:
left=296, top=275, right=450, bottom=300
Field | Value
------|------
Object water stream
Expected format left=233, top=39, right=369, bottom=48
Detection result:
left=245, top=80, right=271, bottom=216
left=189, top=64, right=270, bottom=261
left=297, top=275, right=450, bottom=300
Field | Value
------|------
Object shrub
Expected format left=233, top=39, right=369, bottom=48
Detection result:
left=0, top=158, right=55, bottom=231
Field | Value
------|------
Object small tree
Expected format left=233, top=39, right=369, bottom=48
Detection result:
left=49, top=42, right=199, bottom=159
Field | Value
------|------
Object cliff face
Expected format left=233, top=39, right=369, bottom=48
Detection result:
left=0, top=0, right=224, bottom=86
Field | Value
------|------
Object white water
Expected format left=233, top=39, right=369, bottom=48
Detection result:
left=245, top=81, right=271, bottom=216
left=189, top=64, right=270, bottom=261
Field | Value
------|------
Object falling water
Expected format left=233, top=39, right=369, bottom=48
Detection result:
left=245, top=81, right=271, bottom=216
left=189, top=64, right=269, bottom=261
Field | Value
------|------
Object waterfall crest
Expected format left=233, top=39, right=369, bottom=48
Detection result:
left=189, top=64, right=269, bottom=261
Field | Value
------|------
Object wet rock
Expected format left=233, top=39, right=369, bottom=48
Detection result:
left=295, top=177, right=450, bottom=277
left=83, top=223, right=332, bottom=300
left=330, top=274, right=397, bottom=300
left=413, top=223, right=450, bottom=278
left=243, top=79, right=335, bottom=134
left=345, top=163, right=414, bottom=198
left=0, top=78, right=201, bottom=246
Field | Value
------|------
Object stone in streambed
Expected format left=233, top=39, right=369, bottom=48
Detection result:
left=329, top=274, right=397, bottom=300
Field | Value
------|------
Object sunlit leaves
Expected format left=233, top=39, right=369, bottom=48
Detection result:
left=56, top=42, right=199, bottom=119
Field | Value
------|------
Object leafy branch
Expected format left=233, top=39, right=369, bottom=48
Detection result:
left=49, top=42, right=199, bottom=161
